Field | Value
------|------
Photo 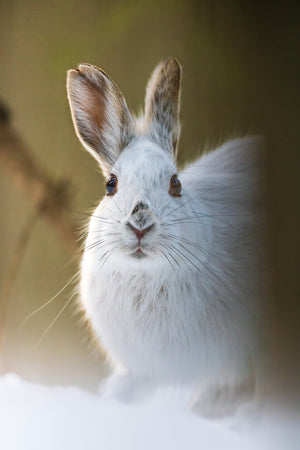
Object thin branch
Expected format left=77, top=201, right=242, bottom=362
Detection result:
left=0, top=99, right=81, bottom=373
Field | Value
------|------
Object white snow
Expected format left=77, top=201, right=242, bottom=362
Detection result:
left=0, top=374, right=298, bottom=450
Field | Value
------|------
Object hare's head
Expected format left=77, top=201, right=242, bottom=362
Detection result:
left=67, top=58, right=195, bottom=264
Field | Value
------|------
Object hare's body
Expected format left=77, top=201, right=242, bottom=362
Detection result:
left=81, top=136, right=262, bottom=387
left=67, top=58, right=264, bottom=408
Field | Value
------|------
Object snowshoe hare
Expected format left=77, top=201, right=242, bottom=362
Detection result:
left=67, top=58, right=265, bottom=414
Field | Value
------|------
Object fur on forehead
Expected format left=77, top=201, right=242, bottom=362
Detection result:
left=112, top=137, right=176, bottom=179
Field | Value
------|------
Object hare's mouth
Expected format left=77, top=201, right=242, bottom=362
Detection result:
left=132, top=248, right=147, bottom=259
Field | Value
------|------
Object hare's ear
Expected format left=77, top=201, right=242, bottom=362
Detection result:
left=144, top=58, right=182, bottom=159
left=67, top=64, right=134, bottom=176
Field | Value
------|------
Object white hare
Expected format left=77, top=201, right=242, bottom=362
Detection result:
left=67, top=58, right=264, bottom=413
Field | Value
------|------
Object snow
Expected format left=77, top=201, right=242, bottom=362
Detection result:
left=0, top=374, right=298, bottom=450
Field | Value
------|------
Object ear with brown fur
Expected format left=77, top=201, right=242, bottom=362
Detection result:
left=67, top=64, right=134, bottom=176
left=144, top=58, right=182, bottom=159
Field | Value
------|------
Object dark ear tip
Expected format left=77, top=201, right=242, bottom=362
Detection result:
left=78, top=63, right=98, bottom=72
left=66, top=69, right=83, bottom=87
left=72, top=63, right=113, bottom=87
left=66, top=65, right=108, bottom=92
left=67, top=69, right=79, bottom=77
left=163, top=57, right=182, bottom=73
left=157, top=58, right=182, bottom=85
left=67, top=64, right=100, bottom=76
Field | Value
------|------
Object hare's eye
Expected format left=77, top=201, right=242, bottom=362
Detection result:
left=106, top=175, right=118, bottom=196
left=169, top=174, right=182, bottom=197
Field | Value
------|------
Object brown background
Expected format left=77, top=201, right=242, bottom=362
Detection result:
left=0, top=1, right=299, bottom=395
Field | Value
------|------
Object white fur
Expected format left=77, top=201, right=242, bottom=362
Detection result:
left=80, top=136, right=264, bottom=390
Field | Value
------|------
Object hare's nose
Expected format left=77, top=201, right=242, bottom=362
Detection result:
left=127, top=223, right=154, bottom=240
left=130, top=201, right=154, bottom=234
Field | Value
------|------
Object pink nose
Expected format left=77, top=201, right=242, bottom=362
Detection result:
left=133, top=228, right=146, bottom=240
left=129, top=223, right=154, bottom=240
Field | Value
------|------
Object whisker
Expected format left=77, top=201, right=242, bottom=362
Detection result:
left=88, top=231, right=121, bottom=236
left=167, top=242, right=228, bottom=309
left=159, top=244, right=179, bottom=271
left=84, top=239, right=106, bottom=253
left=92, top=245, right=119, bottom=283
left=165, top=192, right=202, bottom=217
left=166, top=233, right=209, bottom=257
left=162, top=220, right=209, bottom=227
left=91, top=216, right=120, bottom=224
left=74, top=210, right=120, bottom=222
left=20, top=271, right=80, bottom=329
left=164, top=211, right=247, bottom=233
left=111, top=196, right=126, bottom=215
left=85, top=238, right=121, bottom=253
left=35, top=291, right=77, bottom=346
left=164, top=183, right=240, bottom=219
left=73, top=211, right=115, bottom=223
left=169, top=240, right=241, bottom=308
left=160, top=244, right=191, bottom=279
left=169, top=213, right=252, bottom=221
left=166, top=219, right=241, bottom=232
left=164, top=231, right=258, bottom=309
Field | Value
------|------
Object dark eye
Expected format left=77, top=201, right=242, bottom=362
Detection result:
left=106, top=175, right=118, bottom=196
left=169, top=174, right=182, bottom=197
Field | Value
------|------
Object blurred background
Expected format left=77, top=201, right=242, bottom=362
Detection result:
left=0, top=0, right=299, bottom=396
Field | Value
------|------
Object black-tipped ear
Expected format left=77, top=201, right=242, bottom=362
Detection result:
left=144, top=58, right=182, bottom=159
left=67, top=64, right=134, bottom=176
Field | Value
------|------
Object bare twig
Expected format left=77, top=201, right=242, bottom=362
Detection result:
left=0, top=99, right=81, bottom=373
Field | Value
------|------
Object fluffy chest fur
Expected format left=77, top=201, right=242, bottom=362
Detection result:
left=80, top=172, right=259, bottom=386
